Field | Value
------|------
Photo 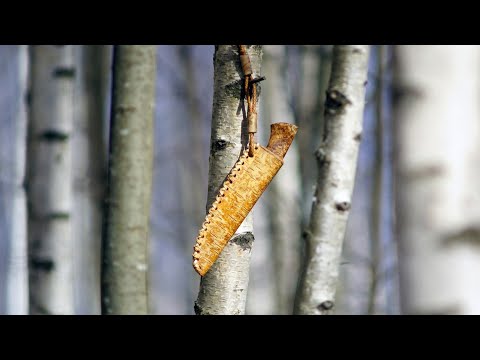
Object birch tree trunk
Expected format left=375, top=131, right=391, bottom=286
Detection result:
left=261, top=45, right=302, bottom=314
left=195, top=45, right=263, bottom=315
left=0, top=45, right=28, bottom=315
left=73, top=45, right=111, bottom=314
left=27, top=45, right=76, bottom=314
left=101, top=45, right=156, bottom=315
left=294, top=45, right=370, bottom=315
left=394, top=45, right=480, bottom=314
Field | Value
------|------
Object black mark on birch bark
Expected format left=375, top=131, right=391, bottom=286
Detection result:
left=45, top=212, right=71, bottom=220
left=392, top=83, right=424, bottom=105
left=335, top=201, right=351, bottom=212
left=403, top=165, right=445, bottom=181
left=318, top=300, right=334, bottom=311
left=39, top=130, right=69, bottom=142
left=194, top=301, right=203, bottom=315
left=442, top=226, right=480, bottom=248
left=212, top=139, right=229, bottom=152
left=231, top=232, right=254, bottom=251
left=325, top=89, right=352, bottom=115
left=52, top=67, right=76, bottom=78
left=30, top=257, right=55, bottom=272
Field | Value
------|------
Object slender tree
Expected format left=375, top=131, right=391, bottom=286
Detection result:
left=0, top=45, right=29, bottom=315
left=73, top=45, right=111, bottom=314
left=194, top=45, right=263, bottom=315
left=296, top=46, right=332, bottom=221
left=294, top=45, right=370, bottom=315
left=367, top=45, right=385, bottom=314
left=101, top=45, right=156, bottom=315
left=261, top=45, right=302, bottom=314
left=27, top=45, right=76, bottom=314
left=394, top=45, right=480, bottom=314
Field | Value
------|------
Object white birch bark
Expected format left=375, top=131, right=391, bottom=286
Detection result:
left=261, top=45, right=302, bottom=314
left=27, top=45, right=76, bottom=314
left=72, top=45, right=111, bottom=314
left=294, top=45, right=370, bottom=315
left=394, top=45, right=480, bottom=314
left=3, top=45, right=29, bottom=315
left=195, top=45, right=263, bottom=315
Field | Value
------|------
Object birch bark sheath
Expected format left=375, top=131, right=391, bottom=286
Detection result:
left=73, top=45, right=110, bottom=314
left=394, top=46, right=480, bottom=314
left=294, top=45, right=369, bottom=315
left=195, top=45, right=263, bottom=315
left=102, top=45, right=156, bottom=315
left=27, top=45, right=76, bottom=314
left=4, top=45, right=29, bottom=314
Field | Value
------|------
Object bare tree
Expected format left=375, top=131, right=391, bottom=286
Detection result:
left=73, top=45, right=111, bottom=314
left=261, top=45, right=302, bottom=314
left=296, top=45, right=333, bottom=221
left=394, top=45, right=480, bottom=314
left=101, top=45, right=156, bottom=315
left=0, top=45, right=29, bottom=315
left=27, top=45, right=76, bottom=314
left=194, top=45, right=263, bottom=315
left=367, top=45, right=385, bottom=314
left=294, top=45, right=370, bottom=315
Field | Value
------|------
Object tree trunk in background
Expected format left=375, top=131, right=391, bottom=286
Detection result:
left=367, top=45, right=385, bottom=315
left=394, top=45, right=480, bottom=314
left=294, top=45, right=370, bottom=315
left=296, top=46, right=332, bottom=222
left=3, top=45, right=29, bottom=314
left=195, top=45, right=263, bottom=315
left=101, top=45, right=156, bottom=315
left=177, top=45, right=207, bottom=312
left=73, top=45, right=111, bottom=314
left=261, top=45, right=302, bottom=314
left=27, top=45, right=76, bottom=314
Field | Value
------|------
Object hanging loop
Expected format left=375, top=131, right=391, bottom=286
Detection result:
left=238, top=45, right=264, bottom=157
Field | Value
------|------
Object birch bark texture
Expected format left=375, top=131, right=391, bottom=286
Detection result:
left=73, top=45, right=111, bottom=314
left=102, top=45, right=156, bottom=315
left=394, top=46, right=480, bottom=314
left=27, top=45, right=76, bottom=314
left=294, top=45, right=370, bottom=315
left=195, top=45, right=263, bottom=315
